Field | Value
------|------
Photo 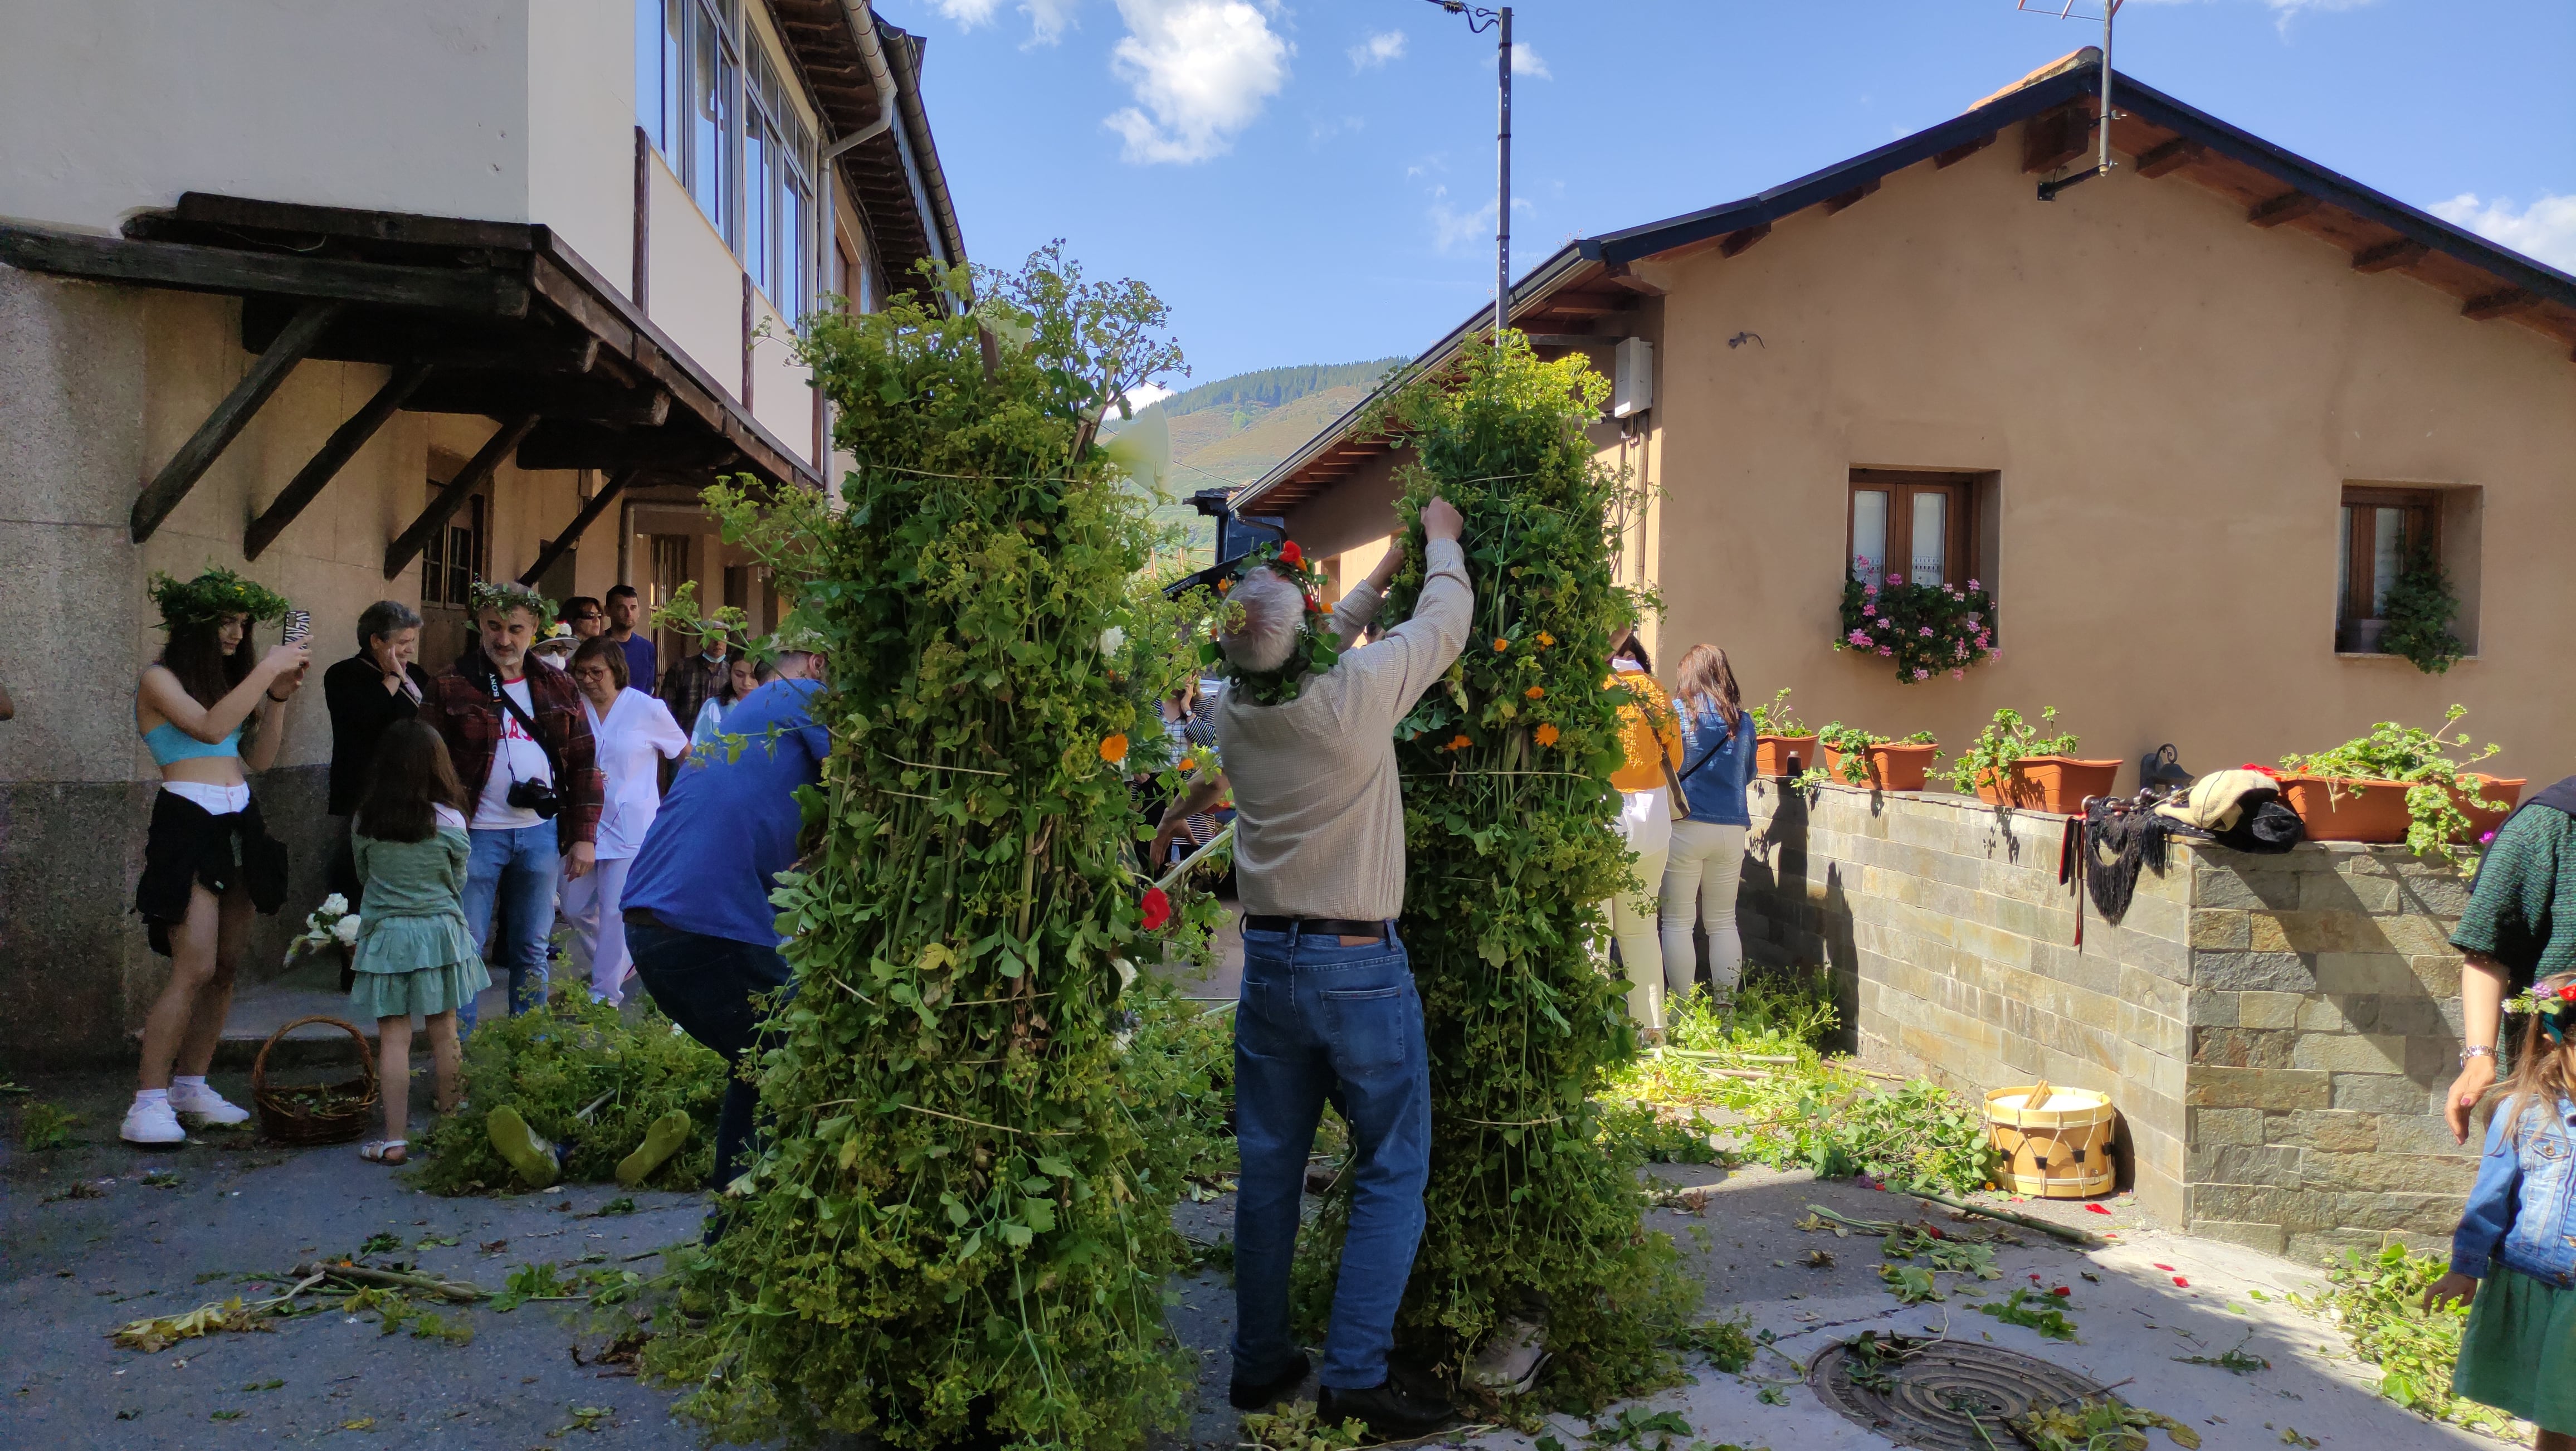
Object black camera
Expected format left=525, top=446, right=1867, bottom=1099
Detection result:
left=505, top=777, right=560, bottom=820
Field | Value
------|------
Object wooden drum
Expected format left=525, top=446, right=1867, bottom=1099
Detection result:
left=1984, top=1079, right=2118, bottom=1199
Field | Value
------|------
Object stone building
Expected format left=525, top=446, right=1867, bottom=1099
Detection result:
left=0, top=0, right=965, bottom=1065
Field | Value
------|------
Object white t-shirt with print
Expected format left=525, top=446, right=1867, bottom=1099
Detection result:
left=472, top=676, right=555, bottom=831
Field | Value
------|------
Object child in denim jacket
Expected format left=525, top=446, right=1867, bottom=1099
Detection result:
left=2428, top=970, right=2576, bottom=1447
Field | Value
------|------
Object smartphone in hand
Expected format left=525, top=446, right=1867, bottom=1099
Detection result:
left=282, top=609, right=311, bottom=646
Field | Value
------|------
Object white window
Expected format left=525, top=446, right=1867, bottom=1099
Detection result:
left=635, top=0, right=811, bottom=315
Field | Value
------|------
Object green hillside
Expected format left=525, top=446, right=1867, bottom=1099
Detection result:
left=1115, top=357, right=1405, bottom=565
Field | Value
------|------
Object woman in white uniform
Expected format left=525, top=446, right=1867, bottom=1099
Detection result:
left=562, top=635, right=688, bottom=1004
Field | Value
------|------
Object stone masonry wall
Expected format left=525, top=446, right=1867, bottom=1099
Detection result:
left=1739, top=781, right=2476, bottom=1258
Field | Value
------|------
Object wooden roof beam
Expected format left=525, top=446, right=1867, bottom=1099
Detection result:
left=2022, top=102, right=2093, bottom=175
left=245, top=359, right=433, bottom=560
left=1719, top=223, right=1770, bottom=259
left=384, top=416, right=539, bottom=579
left=1934, top=133, right=1996, bottom=169
left=0, top=224, right=529, bottom=315
left=2350, top=238, right=2429, bottom=274
left=518, top=466, right=643, bottom=587
left=2248, top=191, right=2324, bottom=228
left=2131, top=137, right=2205, bottom=179
left=1822, top=178, right=1880, bottom=215
left=2463, top=289, right=2541, bottom=322
left=128, top=300, right=343, bottom=542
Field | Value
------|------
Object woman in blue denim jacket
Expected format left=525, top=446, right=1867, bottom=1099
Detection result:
left=1657, top=644, right=1756, bottom=1007
left=2429, top=971, right=2576, bottom=1448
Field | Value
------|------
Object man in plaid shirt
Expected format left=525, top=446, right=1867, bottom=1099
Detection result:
left=419, top=583, right=603, bottom=1022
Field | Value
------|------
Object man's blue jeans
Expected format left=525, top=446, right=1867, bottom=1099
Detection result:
left=1232, top=923, right=1431, bottom=1393
left=460, top=824, right=561, bottom=1027
left=626, top=919, right=793, bottom=1197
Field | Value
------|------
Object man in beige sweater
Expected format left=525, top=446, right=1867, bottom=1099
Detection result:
left=1153, top=497, right=1470, bottom=1438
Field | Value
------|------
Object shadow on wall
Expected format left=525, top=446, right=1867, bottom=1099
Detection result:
left=1739, top=781, right=1861, bottom=1058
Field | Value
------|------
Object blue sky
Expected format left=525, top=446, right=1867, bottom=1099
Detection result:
left=900, top=0, right=2576, bottom=388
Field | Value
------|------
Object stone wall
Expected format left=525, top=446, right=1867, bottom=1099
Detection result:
left=1740, top=781, right=2477, bottom=1258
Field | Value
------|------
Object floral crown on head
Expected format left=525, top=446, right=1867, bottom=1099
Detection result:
left=149, top=567, right=292, bottom=630
left=2509, top=980, right=2576, bottom=1042
left=466, top=579, right=559, bottom=631
left=1199, top=538, right=1339, bottom=707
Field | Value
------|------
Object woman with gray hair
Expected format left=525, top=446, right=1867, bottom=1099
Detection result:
left=324, top=600, right=432, bottom=902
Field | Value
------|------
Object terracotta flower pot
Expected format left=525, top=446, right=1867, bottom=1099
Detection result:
left=1973, top=756, right=2121, bottom=814
left=1755, top=734, right=1818, bottom=778
left=2451, top=773, right=2526, bottom=843
left=2279, top=774, right=2413, bottom=843
left=1822, top=741, right=1940, bottom=793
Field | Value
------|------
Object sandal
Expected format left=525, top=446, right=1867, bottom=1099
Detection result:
left=360, top=1140, right=409, bottom=1165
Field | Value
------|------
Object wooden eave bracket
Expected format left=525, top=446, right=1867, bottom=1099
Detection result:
left=518, top=465, right=642, bottom=587
left=1719, top=223, right=1770, bottom=260
left=2350, top=238, right=2429, bottom=274
left=2247, top=191, right=2324, bottom=228
left=244, top=359, right=433, bottom=560
left=2462, top=289, right=2541, bottom=322
left=1934, top=133, right=1997, bottom=169
left=2130, top=137, right=2204, bottom=179
left=1822, top=178, right=1880, bottom=216
left=383, top=415, right=540, bottom=580
left=127, top=300, right=345, bottom=543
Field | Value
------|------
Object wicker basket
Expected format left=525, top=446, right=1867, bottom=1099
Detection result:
left=252, top=1015, right=379, bottom=1146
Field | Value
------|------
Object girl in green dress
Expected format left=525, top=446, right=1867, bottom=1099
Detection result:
left=349, top=720, right=492, bottom=1165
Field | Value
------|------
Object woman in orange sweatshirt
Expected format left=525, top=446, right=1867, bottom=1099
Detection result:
left=1604, top=624, right=1685, bottom=1039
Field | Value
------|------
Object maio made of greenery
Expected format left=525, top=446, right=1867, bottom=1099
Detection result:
left=1301, top=332, right=1695, bottom=1408
left=636, top=250, right=1224, bottom=1450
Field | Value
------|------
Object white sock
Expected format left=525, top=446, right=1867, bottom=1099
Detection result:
left=173, top=1075, right=208, bottom=1093
left=134, top=1088, right=170, bottom=1107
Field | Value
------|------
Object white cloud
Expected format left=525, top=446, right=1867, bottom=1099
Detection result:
left=2429, top=192, right=2576, bottom=272
left=1104, top=0, right=1292, bottom=165
left=1118, top=382, right=1174, bottom=411
left=1510, top=41, right=1549, bottom=79
left=928, top=0, right=1079, bottom=45
left=1350, top=29, right=1405, bottom=71
left=1428, top=188, right=1533, bottom=255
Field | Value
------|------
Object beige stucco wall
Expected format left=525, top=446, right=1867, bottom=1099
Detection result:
left=528, top=0, right=638, bottom=291
left=647, top=156, right=746, bottom=405
left=0, top=0, right=531, bottom=232
left=1637, top=124, right=2576, bottom=791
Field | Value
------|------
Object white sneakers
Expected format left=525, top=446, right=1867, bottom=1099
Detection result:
left=1463, top=1315, right=1550, bottom=1395
left=121, top=1081, right=253, bottom=1145
left=120, top=1095, right=187, bottom=1145
left=167, top=1080, right=251, bottom=1125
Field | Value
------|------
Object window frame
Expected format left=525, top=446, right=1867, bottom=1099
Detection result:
left=2338, top=484, right=2440, bottom=625
left=1847, top=469, right=1976, bottom=590
left=639, top=0, right=814, bottom=319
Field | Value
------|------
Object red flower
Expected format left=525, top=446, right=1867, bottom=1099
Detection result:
left=2049, top=1286, right=2071, bottom=1297
left=2084, top=1204, right=2112, bottom=1216
left=2172, top=1275, right=2190, bottom=1288
left=1139, top=888, right=1172, bottom=931
left=1305, top=594, right=1324, bottom=614
left=2558, top=985, right=2576, bottom=1003
left=1278, top=542, right=1303, bottom=568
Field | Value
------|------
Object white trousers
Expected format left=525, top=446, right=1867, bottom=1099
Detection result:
left=1660, top=820, right=1748, bottom=999
left=559, top=854, right=635, bottom=1005
left=1607, top=787, right=1673, bottom=1031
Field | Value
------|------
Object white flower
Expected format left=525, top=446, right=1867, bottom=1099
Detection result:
left=319, top=893, right=349, bottom=917
left=1113, top=957, right=1138, bottom=992
left=333, top=915, right=362, bottom=947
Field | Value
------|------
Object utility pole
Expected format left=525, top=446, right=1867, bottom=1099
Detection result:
left=1427, top=1, right=1511, bottom=335
left=1495, top=6, right=1511, bottom=337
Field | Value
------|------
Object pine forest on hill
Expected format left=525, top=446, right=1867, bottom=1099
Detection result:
left=1109, top=357, right=1405, bottom=566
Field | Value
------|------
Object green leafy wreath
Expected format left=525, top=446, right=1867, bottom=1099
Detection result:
left=149, top=567, right=292, bottom=629
left=1197, top=539, right=1341, bottom=706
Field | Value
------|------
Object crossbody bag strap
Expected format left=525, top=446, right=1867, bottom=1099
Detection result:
left=488, top=676, right=565, bottom=785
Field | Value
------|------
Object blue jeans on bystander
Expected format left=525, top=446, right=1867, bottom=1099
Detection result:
left=460, top=824, right=562, bottom=1027
left=1231, top=923, right=1431, bottom=1394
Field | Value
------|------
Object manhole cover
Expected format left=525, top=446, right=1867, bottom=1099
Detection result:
left=1808, top=1334, right=2110, bottom=1450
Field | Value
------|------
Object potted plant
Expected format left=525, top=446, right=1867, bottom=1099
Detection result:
left=2377, top=541, right=2467, bottom=674
left=1814, top=723, right=1942, bottom=793
left=1745, top=686, right=1816, bottom=778
left=1836, top=565, right=1997, bottom=683
left=1946, top=707, right=2120, bottom=814
left=2279, top=705, right=2506, bottom=861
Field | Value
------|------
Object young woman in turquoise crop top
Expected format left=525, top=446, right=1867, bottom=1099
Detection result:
left=124, top=585, right=311, bottom=1147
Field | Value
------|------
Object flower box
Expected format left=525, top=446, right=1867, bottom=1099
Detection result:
left=1755, top=734, right=1818, bottom=778
left=1821, top=741, right=1941, bottom=793
left=1972, top=756, right=2121, bottom=815
left=2450, top=773, right=2525, bottom=843
left=2278, top=775, right=2413, bottom=843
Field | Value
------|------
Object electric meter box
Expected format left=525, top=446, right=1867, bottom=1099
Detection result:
left=1612, top=337, right=1654, bottom=418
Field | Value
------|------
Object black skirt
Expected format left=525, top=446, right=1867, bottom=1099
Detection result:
left=134, top=791, right=289, bottom=955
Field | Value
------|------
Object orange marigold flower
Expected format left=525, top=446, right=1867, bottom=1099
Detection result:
left=1536, top=631, right=1555, bottom=648
left=1099, top=733, right=1128, bottom=766
left=1446, top=734, right=1472, bottom=752
left=1524, top=685, right=1545, bottom=700
left=1534, top=723, right=1561, bottom=747
left=1492, top=638, right=1509, bottom=652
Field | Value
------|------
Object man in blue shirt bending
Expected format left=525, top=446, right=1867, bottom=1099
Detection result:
left=618, top=636, right=830, bottom=1205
